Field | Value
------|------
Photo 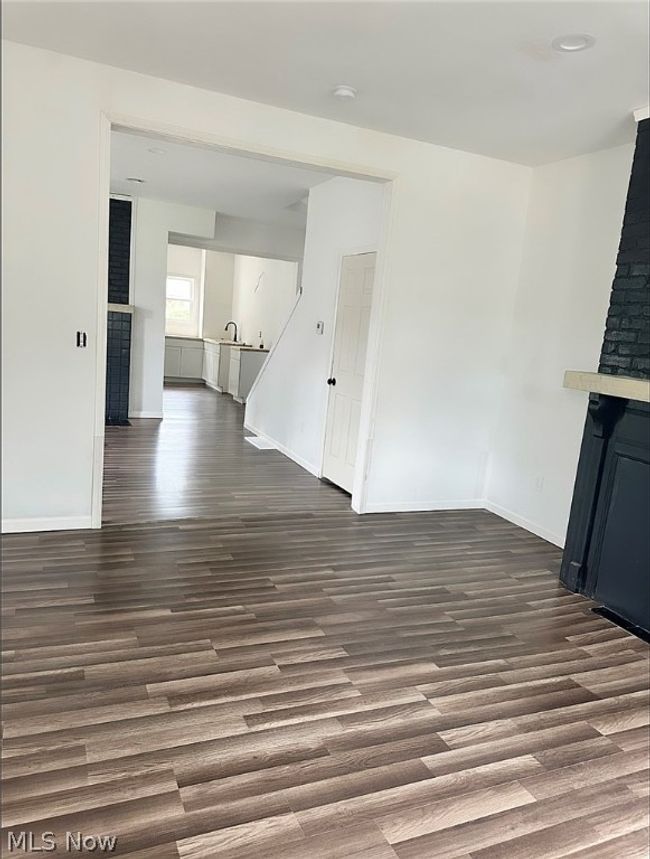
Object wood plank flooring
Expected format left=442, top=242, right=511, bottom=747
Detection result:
left=102, top=385, right=350, bottom=525
left=3, top=511, right=649, bottom=857
left=2, top=385, right=649, bottom=857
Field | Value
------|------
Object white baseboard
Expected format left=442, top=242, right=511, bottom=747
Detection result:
left=128, top=411, right=163, bottom=419
left=484, top=501, right=564, bottom=548
left=363, top=497, right=564, bottom=547
left=364, top=498, right=486, bottom=514
left=2, top=515, right=93, bottom=534
left=204, top=381, right=223, bottom=392
left=244, top=422, right=320, bottom=477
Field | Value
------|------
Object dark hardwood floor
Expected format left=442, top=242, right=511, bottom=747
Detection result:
left=102, top=385, right=350, bottom=525
left=2, top=385, right=648, bottom=857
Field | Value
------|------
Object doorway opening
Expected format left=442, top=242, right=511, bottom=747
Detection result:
left=98, top=124, right=391, bottom=527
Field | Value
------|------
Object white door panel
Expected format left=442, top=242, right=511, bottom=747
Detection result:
left=322, top=253, right=376, bottom=493
left=346, top=399, right=362, bottom=467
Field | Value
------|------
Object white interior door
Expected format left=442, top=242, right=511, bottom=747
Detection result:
left=322, top=253, right=376, bottom=493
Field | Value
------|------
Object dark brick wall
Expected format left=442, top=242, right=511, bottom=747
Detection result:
left=106, top=197, right=133, bottom=424
left=599, top=118, right=650, bottom=379
left=105, top=312, right=132, bottom=424
left=108, top=198, right=132, bottom=305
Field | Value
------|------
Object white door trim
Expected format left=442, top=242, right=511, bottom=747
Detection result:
left=350, top=185, right=395, bottom=513
left=90, top=113, right=395, bottom=528
left=90, top=112, right=112, bottom=529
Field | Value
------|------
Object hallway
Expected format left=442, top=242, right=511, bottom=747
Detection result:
left=102, top=384, right=350, bottom=525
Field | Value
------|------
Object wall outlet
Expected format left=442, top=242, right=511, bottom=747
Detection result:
left=316, top=321, right=325, bottom=335
left=534, top=476, right=545, bottom=492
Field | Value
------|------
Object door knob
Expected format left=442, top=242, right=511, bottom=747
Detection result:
left=327, top=377, right=337, bottom=386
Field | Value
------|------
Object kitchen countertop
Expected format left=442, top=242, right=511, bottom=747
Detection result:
left=168, top=336, right=269, bottom=353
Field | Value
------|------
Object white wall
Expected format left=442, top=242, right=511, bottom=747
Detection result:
left=202, top=251, right=235, bottom=340
left=129, top=199, right=215, bottom=418
left=232, top=255, right=298, bottom=348
left=1, top=46, right=102, bottom=529
left=2, top=39, right=533, bottom=531
left=245, top=178, right=389, bottom=474
left=172, top=214, right=305, bottom=261
left=167, top=244, right=204, bottom=284
left=485, top=144, right=634, bottom=546
left=364, top=164, right=531, bottom=511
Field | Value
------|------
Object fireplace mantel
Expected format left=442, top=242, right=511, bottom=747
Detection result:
left=564, top=370, right=650, bottom=403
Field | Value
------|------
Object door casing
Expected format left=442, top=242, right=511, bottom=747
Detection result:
left=92, top=113, right=395, bottom=526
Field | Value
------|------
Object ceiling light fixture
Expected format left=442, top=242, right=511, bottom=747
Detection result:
left=125, top=177, right=147, bottom=184
left=332, top=85, right=357, bottom=100
left=551, top=33, right=596, bottom=53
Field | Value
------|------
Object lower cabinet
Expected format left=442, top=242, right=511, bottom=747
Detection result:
left=200, top=341, right=233, bottom=392
left=202, top=341, right=221, bottom=389
left=228, top=348, right=269, bottom=403
left=164, top=337, right=204, bottom=381
left=163, top=339, right=267, bottom=401
left=218, top=345, right=232, bottom=392
left=228, top=348, right=242, bottom=397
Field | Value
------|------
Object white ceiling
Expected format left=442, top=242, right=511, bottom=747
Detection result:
left=3, top=1, right=649, bottom=165
left=111, top=130, right=331, bottom=225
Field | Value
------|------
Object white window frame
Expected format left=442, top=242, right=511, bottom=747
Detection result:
left=165, top=274, right=201, bottom=338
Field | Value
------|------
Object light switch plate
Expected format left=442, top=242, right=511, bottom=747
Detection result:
left=316, top=321, right=325, bottom=335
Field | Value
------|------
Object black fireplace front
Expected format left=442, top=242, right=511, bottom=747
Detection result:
left=561, top=396, right=649, bottom=637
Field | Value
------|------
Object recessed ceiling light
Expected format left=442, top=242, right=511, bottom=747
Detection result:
left=551, top=33, right=596, bottom=53
left=147, top=147, right=166, bottom=155
left=125, top=177, right=146, bottom=184
left=332, top=85, right=357, bottom=100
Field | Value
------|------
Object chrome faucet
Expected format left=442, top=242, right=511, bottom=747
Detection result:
left=224, top=321, right=238, bottom=343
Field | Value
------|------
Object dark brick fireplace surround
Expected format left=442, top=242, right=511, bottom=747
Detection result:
left=560, top=118, right=649, bottom=637
left=105, top=198, right=133, bottom=426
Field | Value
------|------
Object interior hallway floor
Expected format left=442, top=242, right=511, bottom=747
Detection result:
left=102, top=384, right=350, bottom=526
left=2, top=384, right=649, bottom=858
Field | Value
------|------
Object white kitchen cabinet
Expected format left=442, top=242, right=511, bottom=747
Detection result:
left=228, top=347, right=241, bottom=397
left=202, top=340, right=221, bottom=390
left=164, top=337, right=204, bottom=381
left=201, top=340, right=232, bottom=392
left=228, top=347, right=269, bottom=403
left=180, top=345, right=204, bottom=379
left=164, top=342, right=182, bottom=377
left=218, top=345, right=232, bottom=392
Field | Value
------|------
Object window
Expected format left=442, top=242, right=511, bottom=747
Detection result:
left=165, top=276, right=200, bottom=337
